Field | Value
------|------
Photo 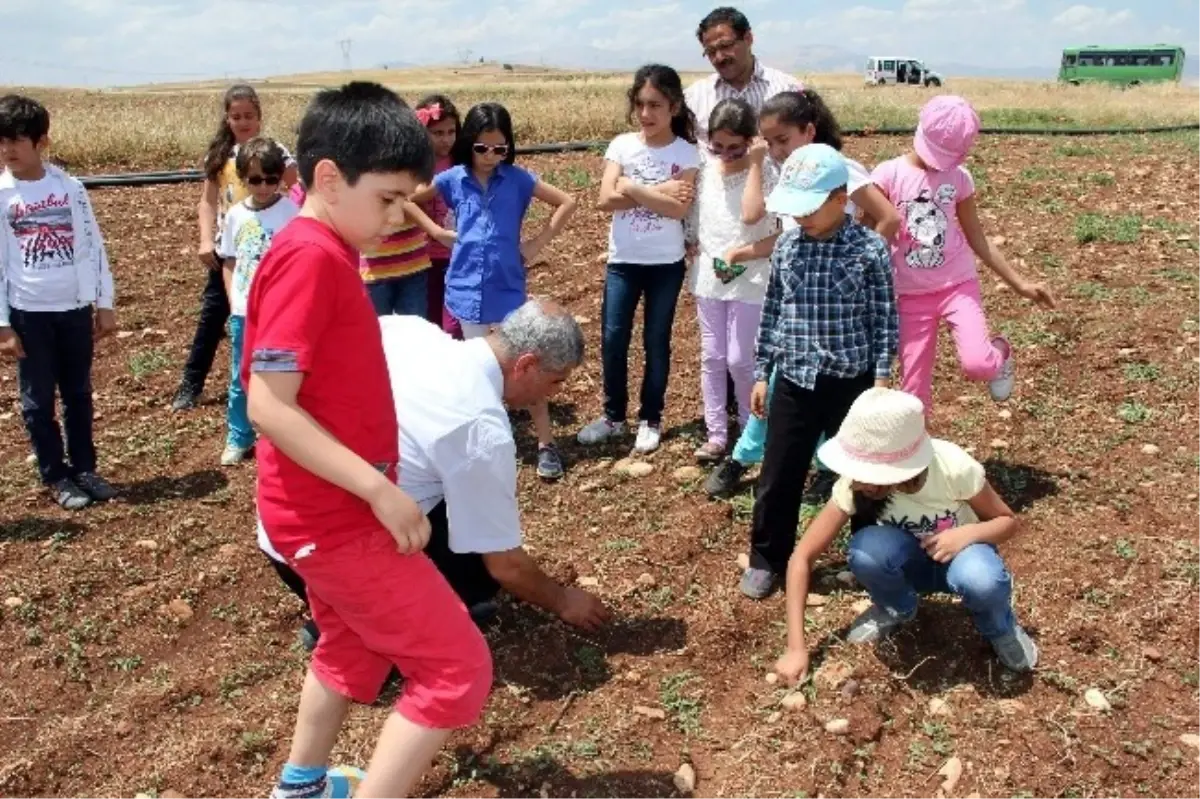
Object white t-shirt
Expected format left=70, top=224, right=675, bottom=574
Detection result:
left=605, top=132, right=700, bottom=264
left=780, top=155, right=870, bottom=231
left=217, top=196, right=299, bottom=316
left=3, top=172, right=82, bottom=311
left=687, top=159, right=780, bottom=304
left=831, top=439, right=986, bottom=537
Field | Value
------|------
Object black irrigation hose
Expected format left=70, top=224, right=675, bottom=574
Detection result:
left=79, top=123, right=1200, bottom=190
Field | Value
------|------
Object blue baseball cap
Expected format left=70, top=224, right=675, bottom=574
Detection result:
left=766, top=143, right=849, bottom=218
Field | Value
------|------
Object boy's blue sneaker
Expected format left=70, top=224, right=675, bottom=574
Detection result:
left=51, top=477, right=92, bottom=511
left=739, top=567, right=776, bottom=600
left=991, top=624, right=1038, bottom=672
left=270, top=765, right=366, bottom=799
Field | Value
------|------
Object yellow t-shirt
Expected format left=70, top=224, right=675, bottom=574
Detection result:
left=831, top=439, right=986, bottom=538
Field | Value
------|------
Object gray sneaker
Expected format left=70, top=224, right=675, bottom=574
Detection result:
left=739, top=567, right=777, bottom=600
left=536, top=444, right=565, bottom=481
left=74, top=471, right=116, bottom=502
left=577, top=417, right=625, bottom=445
left=705, top=458, right=746, bottom=497
left=51, top=478, right=92, bottom=510
left=846, top=603, right=916, bottom=644
left=991, top=624, right=1038, bottom=671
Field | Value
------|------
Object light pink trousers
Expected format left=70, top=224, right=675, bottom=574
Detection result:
left=695, top=297, right=762, bottom=446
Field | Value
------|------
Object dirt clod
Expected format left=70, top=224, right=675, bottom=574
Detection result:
left=1085, top=688, right=1112, bottom=711
left=162, top=599, right=193, bottom=624
left=824, top=718, right=850, bottom=735
left=632, top=705, right=666, bottom=720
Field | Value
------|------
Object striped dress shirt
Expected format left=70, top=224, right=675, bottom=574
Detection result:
left=685, top=59, right=803, bottom=142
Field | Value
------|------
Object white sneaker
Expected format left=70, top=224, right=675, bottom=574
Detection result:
left=633, top=421, right=661, bottom=454
left=988, top=336, right=1015, bottom=402
left=221, top=443, right=253, bottom=466
left=577, top=417, right=625, bottom=445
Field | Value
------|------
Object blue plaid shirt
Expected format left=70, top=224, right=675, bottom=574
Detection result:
left=754, top=218, right=898, bottom=388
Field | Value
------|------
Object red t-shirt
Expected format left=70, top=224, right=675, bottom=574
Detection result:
left=242, top=216, right=399, bottom=556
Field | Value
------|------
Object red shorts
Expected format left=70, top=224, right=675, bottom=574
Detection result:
left=283, top=523, right=493, bottom=729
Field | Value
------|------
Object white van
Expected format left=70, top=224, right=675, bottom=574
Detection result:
left=865, top=57, right=944, bottom=87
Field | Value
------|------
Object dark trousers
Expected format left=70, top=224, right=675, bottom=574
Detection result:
left=366, top=271, right=430, bottom=318
left=10, top=307, right=96, bottom=485
left=180, top=267, right=229, bottom=393
left=426, top=258, right=463, bottom=340
left=601, top=261, right=686, bottom=426
left=749, top=371, right=874, bottom=575
left=266, top=500, right=499, bottom=613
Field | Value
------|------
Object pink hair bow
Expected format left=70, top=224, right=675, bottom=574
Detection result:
left=416, top=103, right=443, bottom=126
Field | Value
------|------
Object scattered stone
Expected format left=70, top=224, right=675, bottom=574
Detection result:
left=765, top=672, right=779, bottom=685
left=673, top=762, right=696, bottom=794
left=624, top=670, right=642, bottom=684
left=1179, top=733, right=1200, bottom=749
left=115, top=330, right=135, bottom=339
left=956, top=395, right=975, bottom=405
left=938, top=757, right=964, bottom=794
left=4, top=596, right=24, bottom=609
left=824, top=718, right=850, bottom=735
left=573, top=315, right=591, bottom=325
left=840, top=679, right=860, bottom=699
left=25, top=453, right=36, bottom=465
left=767, top=711, right=782, bottom=723
left=115, top=720, right=133, bottom=737
left=636, top=572, right=657, bottom=588
left=736, top=553, right=750, bottom=571
left=672, top=465, right=703, bottom=483
left=989, top=438, right=1009, bottom=449
left=815, top=660, right=855, bottom=691
left=835, top=570, right=856, bottom=587
left=632, top=705, right=666, bottom=720
left=613, top=458, right=654, bottom=478
left=0, top=412, right=12, bottom=422
left=851, top=598, right=873, bottom=614
left=1117, top=347, right=1136, bottom=357
left=807, top=593, right=830, bottom=607
left=998, top=409, right=1012, bottom=420
left=158, top=791, right=184, bottom=799
left=577, top=576, right=600, bottom=588
left=1141, top=444, right=1161, bottom=456
left=990, top=235, right=1006, bottom=247
left=997, top=699, right=1025, bottom=716
left=1143, top=646, right=1163, bottom=662
left=135, top=539, right=158, bottom=551
left=164, top=599, right=194, bottom=624
left=217, top=543, right=239, bottom=560
left=782, top=692, right=807, bottom=711
left=578, top=479, right=604, bottom=493
left=1084, top=688, right=1111, bottom=711
left=928, top=697, right=952, bottom=717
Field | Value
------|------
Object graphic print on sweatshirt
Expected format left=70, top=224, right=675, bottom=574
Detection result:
left=887, top=507, right=961, bottom=539
left=627, top=154, right=682, bottom=235
left=898, top=183, right=957, bottom=270
left=233, top=218, right=272, bottom=302
left=8, top=190, right=74, bottom=272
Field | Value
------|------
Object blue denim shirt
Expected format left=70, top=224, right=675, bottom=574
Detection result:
left=434, top=163, right=537, bottom=324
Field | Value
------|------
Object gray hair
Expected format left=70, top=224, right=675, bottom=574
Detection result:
left=494, top=299, right=585, bottom=372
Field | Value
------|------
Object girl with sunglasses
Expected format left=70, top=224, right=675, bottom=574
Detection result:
left=426, top=101, right=578, bottom=480
left=214, top=136, right=299, bottom=465
left=577, top=64, right=700, bottom=456
left=683, top=98, right=779, bottom=464
left=173, top=84, right=297, bottom=412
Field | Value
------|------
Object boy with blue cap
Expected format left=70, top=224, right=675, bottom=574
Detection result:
left=739, top=143, right=899, bottom=599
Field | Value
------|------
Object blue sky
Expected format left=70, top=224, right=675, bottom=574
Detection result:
left=0, top=0, right=1196, bottom=86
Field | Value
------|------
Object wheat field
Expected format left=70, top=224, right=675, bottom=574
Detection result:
left=4, top=64, right=1198, bottom=172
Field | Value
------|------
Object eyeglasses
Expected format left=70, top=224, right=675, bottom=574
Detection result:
left=702, top=38, right=741, bottom=59
left=472, top=143, right=510, bottom=157
left=246, top=174, right=281, bottom=186
left=707, top=142, right=748, bottom=161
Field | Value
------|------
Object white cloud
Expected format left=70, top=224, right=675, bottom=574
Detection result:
left=1051, top=5, right=1135, bottom=33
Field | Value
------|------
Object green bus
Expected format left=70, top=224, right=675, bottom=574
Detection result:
left=1059, top=45, right=1186, bottom=85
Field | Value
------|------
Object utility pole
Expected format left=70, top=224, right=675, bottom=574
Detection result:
left=339, top=39, right=353, bottom=72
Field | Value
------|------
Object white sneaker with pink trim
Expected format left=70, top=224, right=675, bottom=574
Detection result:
left=988, top=336, right=1015, bottom=402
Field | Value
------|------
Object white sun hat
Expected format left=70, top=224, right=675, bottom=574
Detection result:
left=817, top=388, right=935, bottom=485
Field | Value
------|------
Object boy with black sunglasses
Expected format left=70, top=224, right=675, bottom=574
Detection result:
left=216, top=136, right=298, bottom=465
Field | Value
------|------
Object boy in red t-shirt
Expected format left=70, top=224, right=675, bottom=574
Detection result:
left=243, top=81, right=492, bottom=799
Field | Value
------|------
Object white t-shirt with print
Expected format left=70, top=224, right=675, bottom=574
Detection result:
left=2, top=172, right=82, bottom=312
left=605, top=132, right=700, bottom=264
left=687, top=158, right=780, bottom=304
left=217, top=196, right=300, bottom=316
left=780, top=156, right=870, bottom=231
left=831, top=439, right=986, bottom=538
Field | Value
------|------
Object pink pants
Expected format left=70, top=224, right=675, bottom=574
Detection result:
left=695, top=297, right=762, bottom=446
left=898, top=280, right=1004, bottom=415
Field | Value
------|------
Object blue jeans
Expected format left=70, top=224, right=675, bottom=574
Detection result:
left=10, top=307, right=96, bottom=484
left=601, top=261, right=686, bottom=425
left=366, top=271, right=429, bottom=317
left=848, top=524, right=1016, bottom=640
left=731, top=367, right=829, bottom=470
left=227, top=316, right=255, bottom=448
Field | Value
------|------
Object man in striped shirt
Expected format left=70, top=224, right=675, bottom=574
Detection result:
left=684, top=6, right=803, bottom=143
